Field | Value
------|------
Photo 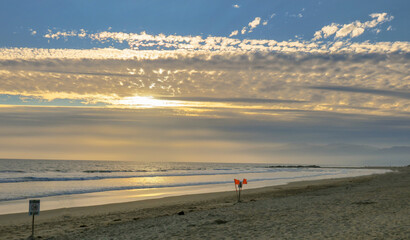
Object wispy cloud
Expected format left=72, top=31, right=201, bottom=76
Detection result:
left=0, top=12, right=407, bottom=116
left=35, top=13, right=403, bottom=53
left=44, top=29, right=87, bottom=40
left=229, top=30, right=239, bottom=37
left=309, top=86, right=410, bottom=100
left=287, top=13, right=303, bottom=18
left=248, top=17, right=261, bottom=32
left=157, top=97, right=308, bottom=104
left=234, top=17, right=262, bottom=35
left=37, top=29, right=410, bottom=53
left=313, top=13, right=394, bottom=40
left=0, top=49, right=409, bottom=116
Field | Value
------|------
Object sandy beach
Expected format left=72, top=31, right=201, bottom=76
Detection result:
left=1, top=167, right=409, bottom=240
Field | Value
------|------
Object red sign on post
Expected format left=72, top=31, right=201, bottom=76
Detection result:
left=234, top=179, right=248, bottom=202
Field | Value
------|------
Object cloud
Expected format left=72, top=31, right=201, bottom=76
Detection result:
left=229, top=16, right=265, bottom=36
left=287, top=12, right=304, bottom=18
left=335, top=22, right=365, bottom=38
left=313, top=23, right=339, bottom=40
left=241, top=17, right=261, bottom=34
left=313, top=13, right=394, bottom=40
left=241, top=27, right=248, bottom=35
left=260, top=14, right=275, bottom=27
left=244, top=142, right=410, bottom=165
left=44, top=29, right=77, bottom=40
left=241, top=27, right=247, bottom=35
left=248, top=17, right=261, bottom=31
left=0, top=106, right=408, bottom=165
left=4, top=12, right=408, bottom=117
left=43, top=29, right=87, bottom=40
left=157, top=97, right=308, bottom=104
left=309, top=86, right=410, bottom=100
left=229, top=30, right=239, bottom=37
left=35, top=25, right=410, bottom=53
left=369, top=13, right=394, bottom=24
left=289, top=13, right=303, bottom=18
left=0, top=49, right=409, bottom=117
left=252, top=143, right=410, bottom=156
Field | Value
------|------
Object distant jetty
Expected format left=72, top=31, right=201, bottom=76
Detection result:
left=266, top=165, right=321, bottom=168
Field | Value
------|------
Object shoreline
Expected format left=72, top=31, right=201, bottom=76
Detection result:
left=0, top=167, right=389, bottom=216
left=2, top=167, right=408, bottom=239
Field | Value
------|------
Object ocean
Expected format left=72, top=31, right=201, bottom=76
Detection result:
left=0, top=159, right=389, bottom=215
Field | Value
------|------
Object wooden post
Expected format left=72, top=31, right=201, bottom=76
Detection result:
left=31, top=214, right=35, bottom=238
left=238, top=181, right=242, bottom=202
left=29, top=199, right=40, bottom=239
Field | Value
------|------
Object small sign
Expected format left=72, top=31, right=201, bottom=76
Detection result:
left=29, top=200, right=40, bottom=216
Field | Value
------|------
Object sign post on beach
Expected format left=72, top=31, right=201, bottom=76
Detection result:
left=29, top=199, right=40, bottom=238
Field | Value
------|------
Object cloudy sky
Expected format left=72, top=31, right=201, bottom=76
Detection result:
left=0, top=0, right=409, bottom=166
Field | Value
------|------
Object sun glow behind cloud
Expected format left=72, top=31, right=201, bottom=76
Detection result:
left=109, top=95, right=184, bottom=108
left=1, top=46, right=408, bottom=115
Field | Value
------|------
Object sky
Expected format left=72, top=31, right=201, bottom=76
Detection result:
left=0, top=0, right=409, bottom=166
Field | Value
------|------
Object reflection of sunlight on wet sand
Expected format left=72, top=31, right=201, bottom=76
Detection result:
left=125, top=188, right=173, bottom=199
left=113, top=176, right=173, bottom=199
left=132, top=192, right=168, bottom=198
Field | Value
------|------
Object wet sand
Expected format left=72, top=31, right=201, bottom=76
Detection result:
left=1, top=167, right=409, bottom=239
